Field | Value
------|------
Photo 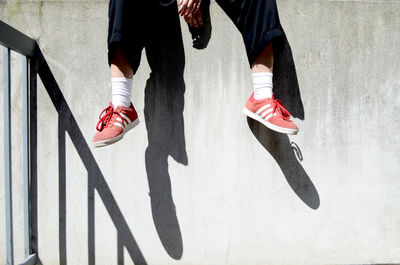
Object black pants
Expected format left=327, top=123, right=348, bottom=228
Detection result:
left=216, top=0, right=284, bottom=66
left=107, top=0, right=284, bottom=69
left=107, top=0, right=181, bottom=73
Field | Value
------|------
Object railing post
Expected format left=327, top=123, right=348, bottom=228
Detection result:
left=1, top=20, right=38, bottom=265
left=20, top=54, right=38, bottom=265
left=29, top=51, right=39, bottom=258
left=22, top=56, right=30, bottom=256
left=4, top=46, right=14, bottom=265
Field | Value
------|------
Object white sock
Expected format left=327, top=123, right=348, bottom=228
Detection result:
left=112, top=77, right=132, bottom=108
left=252, top=72, right=273, bottom=100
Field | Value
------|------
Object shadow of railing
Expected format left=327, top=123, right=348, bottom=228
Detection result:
left=35, top=49, right=148, bottom=265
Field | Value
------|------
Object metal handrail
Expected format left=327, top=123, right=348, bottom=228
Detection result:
left=0, top=19, right=38, bottom=265
left=0, top=20, right=37, bottom=57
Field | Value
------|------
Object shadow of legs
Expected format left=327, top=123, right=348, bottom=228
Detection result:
left=247, top=118, right=320, bottom=209
left=145, top=147, right=183, bottom=259
left=273, top=33, right=305, bottom=120
left=142, top=34, right=187, bottom=259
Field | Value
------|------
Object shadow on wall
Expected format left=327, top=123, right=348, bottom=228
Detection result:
left=274, top=33, right=305, bottom=120
left=33, top=49, right=148, bottom=265
left=248, top=118, right=320, bottom=209
left=28, top=11, right=316, bottom=265
left=142, top=24, right=188, bottom=261
left=187, top=0, right=212, bottom=49
left=248, top=33, right=320, bottom=210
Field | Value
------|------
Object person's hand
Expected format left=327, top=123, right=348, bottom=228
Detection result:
left=184, top=9, right=203, bottom=28
left=178, top=0, right=202, bottom=18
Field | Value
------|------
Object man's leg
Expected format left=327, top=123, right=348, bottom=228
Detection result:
left=251, top=43, right=274, bottom=100
left=111, top=48, right=133, bottom=78
left=252, top=43, right=273, bottom=73
left=110, top=48, right=134, bottom=109
left=92, top=46, right=140, bottom=148
left=92, top=0, right=142, bottom=148
left=213, top=0, right=299, bottom=134
left=246, top=41, right=298, bottom=134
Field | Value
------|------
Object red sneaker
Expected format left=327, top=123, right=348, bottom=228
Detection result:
left=92, top=103, right=139, bottom=148
left=243, top=93, right=299, bottom=135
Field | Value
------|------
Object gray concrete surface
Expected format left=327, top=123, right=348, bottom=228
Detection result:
left=1, top=0, right=400, bottom=264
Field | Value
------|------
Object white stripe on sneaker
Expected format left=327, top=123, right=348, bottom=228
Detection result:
left=264, top=113, right=273, bottom=120
left=256, top=104, right=271, bottom=115
left=261, top=108, right=273, bottom=118
left=114, top=122, right=124, bottom=129
left=120, top=113, right=132, bottom=124
left=116, top=116, right=130, bottom=126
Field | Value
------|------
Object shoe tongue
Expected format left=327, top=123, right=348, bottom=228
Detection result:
left=112, top=103, right=127, bottom=112
left=114, top=104, right=129, bottom=111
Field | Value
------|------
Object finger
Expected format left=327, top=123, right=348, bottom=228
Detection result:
left=183, top=0, right=194, bottom=15
left=180, top=6, right=189, bottom=16
left=178, top=5, right=184, bottom=14
left=186, top=0, right=194, bottom=11
left=184, top=0, right=195, bottom=16
left=184, top=8, right=194, bottom=19
left=184, top=16, right=192, bottom=27
left=178, top=0, right=188, bottom=14
left=193, top=2, right=201, bottom=14
left=184, top=14, right=192, bottom=22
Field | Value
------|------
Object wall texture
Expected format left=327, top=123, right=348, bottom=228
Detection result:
left=1, top=0, right=400, bottom=264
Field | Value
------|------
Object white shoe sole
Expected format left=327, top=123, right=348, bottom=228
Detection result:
left=93, top=118, right=140, bottom=148
left=243, top=107, right=298, bottom=135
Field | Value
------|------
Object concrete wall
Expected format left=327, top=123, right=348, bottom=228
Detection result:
left=1, top=0, right=400, bottom=264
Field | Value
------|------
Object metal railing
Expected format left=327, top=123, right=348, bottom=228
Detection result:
left=0, top=19, right=38, bottom=265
